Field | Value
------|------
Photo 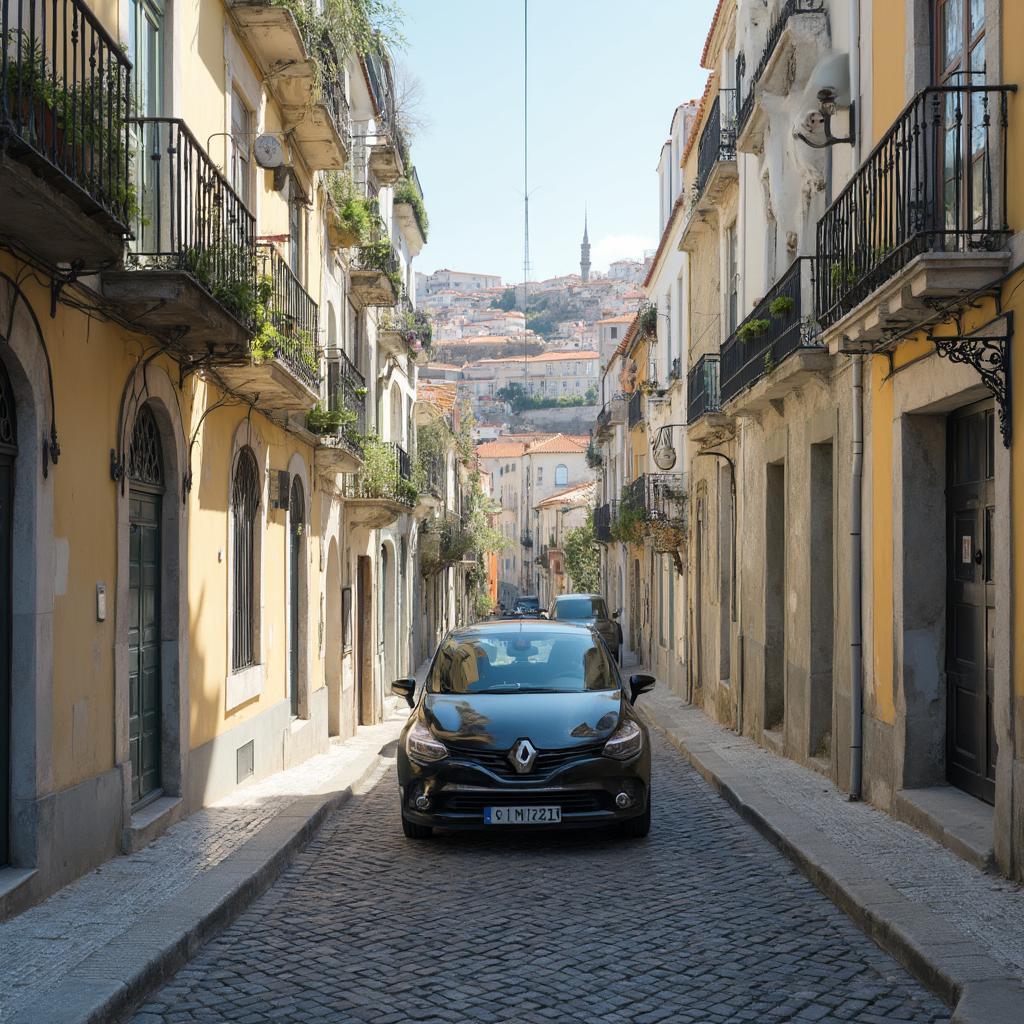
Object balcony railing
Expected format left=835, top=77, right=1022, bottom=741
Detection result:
left=311, top=33, right=352, bottom=152
left=343, top=440, right=414, bottom=506
left=326, top=348, right=367, bottom=441
left=720, top=257, right=822, bottom=404
left=128, top=117, right=256, bottom=324
left=594, top=502, right=615, bottom=544
left=815, top=84, right=1014, bottom=328
left=0, top=0, right=133, bottom=231
left=687, top=354, right=721, bottom=423
left=646, top=473, right=688, bottom=525
left=257, top=245, right=319, bottom=389
left=627, top=390, right=644, bottom=429
left=520, top=531, right=534, bottom=549
left=695, top=88, right=736, bottom=200
left=364, top=51, right=407, bottom=160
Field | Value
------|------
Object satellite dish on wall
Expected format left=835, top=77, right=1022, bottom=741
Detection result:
left=253, top=134, right=284, bottom=169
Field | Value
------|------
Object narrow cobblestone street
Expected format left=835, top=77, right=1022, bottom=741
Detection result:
left=127, top=733, right=949, bottom=1024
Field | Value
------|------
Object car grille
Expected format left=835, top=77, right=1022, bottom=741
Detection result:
left=440, top=792, right=608, bottom=815
left=447, top=742, right=606, bottom=780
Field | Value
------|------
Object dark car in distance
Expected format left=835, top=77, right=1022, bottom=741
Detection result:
left=391, top=621, right=655, bottom=839
left=512, top=595, right=541, bottom=617
left=549, top=594, right=623, bottom=663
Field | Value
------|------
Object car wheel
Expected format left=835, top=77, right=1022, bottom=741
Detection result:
left=401, top=812, right=433, bottom=839
left=618, top=798, right=651, bottom=839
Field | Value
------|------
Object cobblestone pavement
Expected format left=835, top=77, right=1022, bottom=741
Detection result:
left=0, top=710, right=404, bottom=1020
left=641, top=688, right=1024, bottom=982
left=127, top=732, right=949, bottom=1024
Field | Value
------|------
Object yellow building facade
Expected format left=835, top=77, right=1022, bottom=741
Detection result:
left=0, top=0, right=430, bottom=915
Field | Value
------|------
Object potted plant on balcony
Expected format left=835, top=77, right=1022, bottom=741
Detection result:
left=326, top=171, right=372, bottom=247
left=393, top=171, right=429, bottom=241
left=638, top=302, right=659, bottom=339
left=737, top=317, right=771, bottom=344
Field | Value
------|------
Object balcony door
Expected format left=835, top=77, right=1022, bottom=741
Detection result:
left=934, top=0, right=989, bottom=236
left=129, top=0, right=165, bottom=251
left=945, top=401, right=996, bottom=804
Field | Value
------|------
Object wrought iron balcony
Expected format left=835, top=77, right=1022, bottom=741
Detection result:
left=720, top=257, right=824, bottom=406
left=627, top=390, right=644, bottom=429
left=379, top=292, right=432, bottom=361
left=103, top=117, right=256, bottom=355
left=815, top=84, right=1014, bottom=335
left=0, top=0, right=133, bottom=265
left=326, top=349, right=367, bottom=440
left=695, top=89, right=737, bottom=201
left=595, top=394, right=626, bottom=439
left=351, top=238, right=402, bottom=307
left=363, top=52, right=406, bottom=184
left=687, top=354, right=721, bottom=424
left=342, top=439, right=416, bottom=527
left=520, top=530, right=534, bottom=549
left=736, top=0, right=826, bottom=139
left=594, top=502, right=615, bottom=544
left=313, top=347, right=366, bottom=476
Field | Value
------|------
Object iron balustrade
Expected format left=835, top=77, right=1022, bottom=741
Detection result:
left=520, top=530, right=534, bottom=549
left=627, top=390, right=644, bottom=428
left=410, top=164, right=424, bottom=199
left=257, top=244, right=319, bottom=389
left=815, top=84, right=1014, bottom=327
left=687, top=353, right=721, bottom=423
left=736, top=0, right=825, bottom=134
left=720, top=257, right=821, bottom=404
left=594, top=502, right=615, bottom=543
left=127, top=117, right=256, bottom=323
left=363, top=51, right=406, bottom=160
left=392, top=441, right=412, bottom=482
left=0, top=0, right=133, bottom=228
left=695, top=88, right=736, bottom=200
left=422, top=454, right=445, bottom=499
left=325, top=348, right=366, bottom=442
left=343, top=440, right=414, bottom=506
left=309, top=32, right=351, bottom=153
left=646, top=473, right=688, bottom=525
left=353, top=236, right=401, bottom=279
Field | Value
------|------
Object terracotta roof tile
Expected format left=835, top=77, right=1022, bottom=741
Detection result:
left=476, top=440, right=527, bottom=458
left=525, top=434, right=588, bottom=455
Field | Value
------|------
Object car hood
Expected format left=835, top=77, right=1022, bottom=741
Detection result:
left=422, top=690, right=623, bottom=750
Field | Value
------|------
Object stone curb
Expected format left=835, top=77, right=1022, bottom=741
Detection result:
left=636, top=698, right=1024, bottom=1024
left=10, top=734, right=399, bottom=1024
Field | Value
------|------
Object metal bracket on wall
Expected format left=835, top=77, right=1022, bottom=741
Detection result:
left=928, top=310, right=1013, bottom=448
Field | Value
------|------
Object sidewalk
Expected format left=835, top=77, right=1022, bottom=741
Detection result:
left=0, top=701, right=408, bottom=1024
left=636, top=684, right=1024, bottom=1024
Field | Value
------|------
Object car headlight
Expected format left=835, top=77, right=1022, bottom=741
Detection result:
left=602, top=719, right=643, bottom=760
left=406, top=720, right=448, bottom=765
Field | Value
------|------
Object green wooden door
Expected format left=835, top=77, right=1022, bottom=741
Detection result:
left=128, top=404, right=164, bottom=806
left=129, top=491, right=162, bottom=804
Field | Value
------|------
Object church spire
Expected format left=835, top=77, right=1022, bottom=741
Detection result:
left=580, top=208, right=591, bottom=283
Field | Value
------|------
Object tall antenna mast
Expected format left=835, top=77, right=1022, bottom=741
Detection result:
left=522, top=0, right=530, bottom=378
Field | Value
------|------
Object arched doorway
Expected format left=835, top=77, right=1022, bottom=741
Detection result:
left=0, top=361, right=15, bottom=862
left=288, top=476, right=305, bottom=718
left=127, top=404, right=165, bottom=805
left=380, top=543, right=396, bottom=683
left=325, top=539, right=342, bottom=736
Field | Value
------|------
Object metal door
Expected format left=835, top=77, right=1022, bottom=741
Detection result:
left=128, top=406, right=164, bottom=805
left=946, top=400, right=996, bottom=803
left=0, top=364, right=15, bottom=863
left=288, top=477, right=304, bottom=717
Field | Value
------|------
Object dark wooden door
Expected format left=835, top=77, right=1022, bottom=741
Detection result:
left=0, top=453, right=12, bottom=864
left=946, top=401, right=996, bottom=804
left=129, top=490, right=162, bottom=804
left=357, top=555, right=372, bottom=725
left=288, top=478, right=303, bottom=718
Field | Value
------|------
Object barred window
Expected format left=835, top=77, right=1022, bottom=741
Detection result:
left=232, top=447, right=260, bottom=670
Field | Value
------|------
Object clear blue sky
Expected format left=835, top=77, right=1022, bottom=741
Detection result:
left=397, top=0, right=717, bottom=285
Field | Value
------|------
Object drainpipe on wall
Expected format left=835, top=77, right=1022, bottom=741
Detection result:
left=848, top=0, right=865, bottom=802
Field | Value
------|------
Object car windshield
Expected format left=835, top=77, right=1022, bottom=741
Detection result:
left=427, top=629, right=618, bottom=694
left=554, top=597, right=607, bottom=620
left=515, top=598, right=539, bottom=610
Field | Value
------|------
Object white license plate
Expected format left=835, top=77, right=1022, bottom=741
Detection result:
left=484, top=805, right=562, bottom=825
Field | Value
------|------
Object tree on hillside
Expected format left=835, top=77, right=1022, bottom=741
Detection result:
left=491, top=287, right=517, bottom=311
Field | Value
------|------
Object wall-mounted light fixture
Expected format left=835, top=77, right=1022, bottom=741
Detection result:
left=795, top=87, right=856, bottom=149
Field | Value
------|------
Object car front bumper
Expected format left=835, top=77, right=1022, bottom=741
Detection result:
left=398, top=747, right=651, bottom=831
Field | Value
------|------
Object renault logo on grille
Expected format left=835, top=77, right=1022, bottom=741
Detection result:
left=509, top=738, right=538, bottom=774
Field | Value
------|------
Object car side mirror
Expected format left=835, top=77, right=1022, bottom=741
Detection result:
left=391, top=678, right=416, bottom=708
left=628, top=673, right=656, bottom=704
left=612, top=609, right=621, bottom=619
left=539, top=610, right=548, bottom=619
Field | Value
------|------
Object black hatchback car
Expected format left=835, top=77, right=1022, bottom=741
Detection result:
left=391, top=621, right=655, bottom=839
left=548, top=594, right=622, bottom=663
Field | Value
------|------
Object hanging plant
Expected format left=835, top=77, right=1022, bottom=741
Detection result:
left=769, top=295, right=795, bottom=318
left=737, top=318, right=771, bottom=344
